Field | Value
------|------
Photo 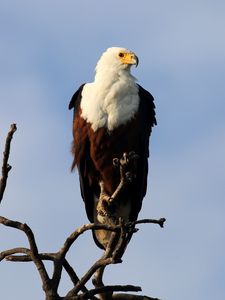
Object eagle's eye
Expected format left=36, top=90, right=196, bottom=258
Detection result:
left=118, top=52, right=124, bottom=58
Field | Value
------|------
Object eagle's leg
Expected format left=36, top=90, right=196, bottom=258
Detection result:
left=96, top=181, right=116, bottom=218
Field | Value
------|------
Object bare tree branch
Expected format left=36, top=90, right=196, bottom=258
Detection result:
left=0, top=127, right=164, bottom=300
left=0, top=247, right=31, bottom=261
left=113, top=294, right=161, bottom=300
left=2, top=252, right=89, bottom=295
left=76, top=285, right=142, bottom=300
left=0, top=123, right=17, bottom=203
left=0, top=216, right=164, bottom=300
left=131, top=218, right=166, bottom=228
left=59, top=223, right=120, bottom=258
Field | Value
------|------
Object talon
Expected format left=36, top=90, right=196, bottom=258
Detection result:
left=113, top=158, right=119, bottom=166
left=120, top=152, right=129, bottom=165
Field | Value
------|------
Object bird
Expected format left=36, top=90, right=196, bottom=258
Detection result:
left=69, top=47, right=156, bottom=249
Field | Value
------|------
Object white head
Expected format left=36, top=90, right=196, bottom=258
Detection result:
left=95, top=47, right=139, bottom=80
left=81, top=47, right=140, bottom=131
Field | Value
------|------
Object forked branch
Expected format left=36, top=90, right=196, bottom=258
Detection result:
left=0, top=216, right=163, bottom=300
left=0, top=124, right=164, bottom=300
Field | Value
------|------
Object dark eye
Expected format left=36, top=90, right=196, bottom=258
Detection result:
left=118, top=52, right=124, bottom=57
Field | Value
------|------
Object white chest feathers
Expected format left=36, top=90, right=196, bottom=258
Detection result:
left=80, top=73, right=140, bottom=132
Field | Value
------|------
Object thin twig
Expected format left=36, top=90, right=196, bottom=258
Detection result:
left=131, top=218, right=166, bottom=228
left=112, top=294, right=161, bottom=300
left=0, top=123, right=17, bottom=203
left=2, top=252, right=56, bottom=262
left=76, top=285, right=142, bottom=300
left=0, top=247, right=31, bottom=261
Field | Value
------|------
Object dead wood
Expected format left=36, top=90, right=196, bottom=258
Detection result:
left=0, top=124, right=164, bottom=300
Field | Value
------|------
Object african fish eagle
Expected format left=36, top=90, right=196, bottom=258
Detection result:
left=69, top=47, right=156, bottom=249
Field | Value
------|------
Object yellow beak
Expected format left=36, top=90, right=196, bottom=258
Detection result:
left=120, top=53, right=139, bottom=67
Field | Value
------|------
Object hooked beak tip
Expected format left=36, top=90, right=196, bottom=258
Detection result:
left=135, top=56, right=139, bottom=67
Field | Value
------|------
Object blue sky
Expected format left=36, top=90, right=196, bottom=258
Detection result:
left=1, top=1, right=225, bottom=299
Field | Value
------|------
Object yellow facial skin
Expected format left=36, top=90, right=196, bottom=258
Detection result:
left=118, top=51, right=139, bottom=67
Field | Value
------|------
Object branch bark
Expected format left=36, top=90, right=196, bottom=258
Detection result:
left=1, top=216, right=164, bottom=300
left=0, top=126, right=164, bottom=300
left=75, top=285, right=142, bottom=300
left=0, top=216, right=52, bottom=294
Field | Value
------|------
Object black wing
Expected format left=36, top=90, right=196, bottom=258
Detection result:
left=68, top=83, right=85, bottom=111
left=129, top=84, right=156, bottom=220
